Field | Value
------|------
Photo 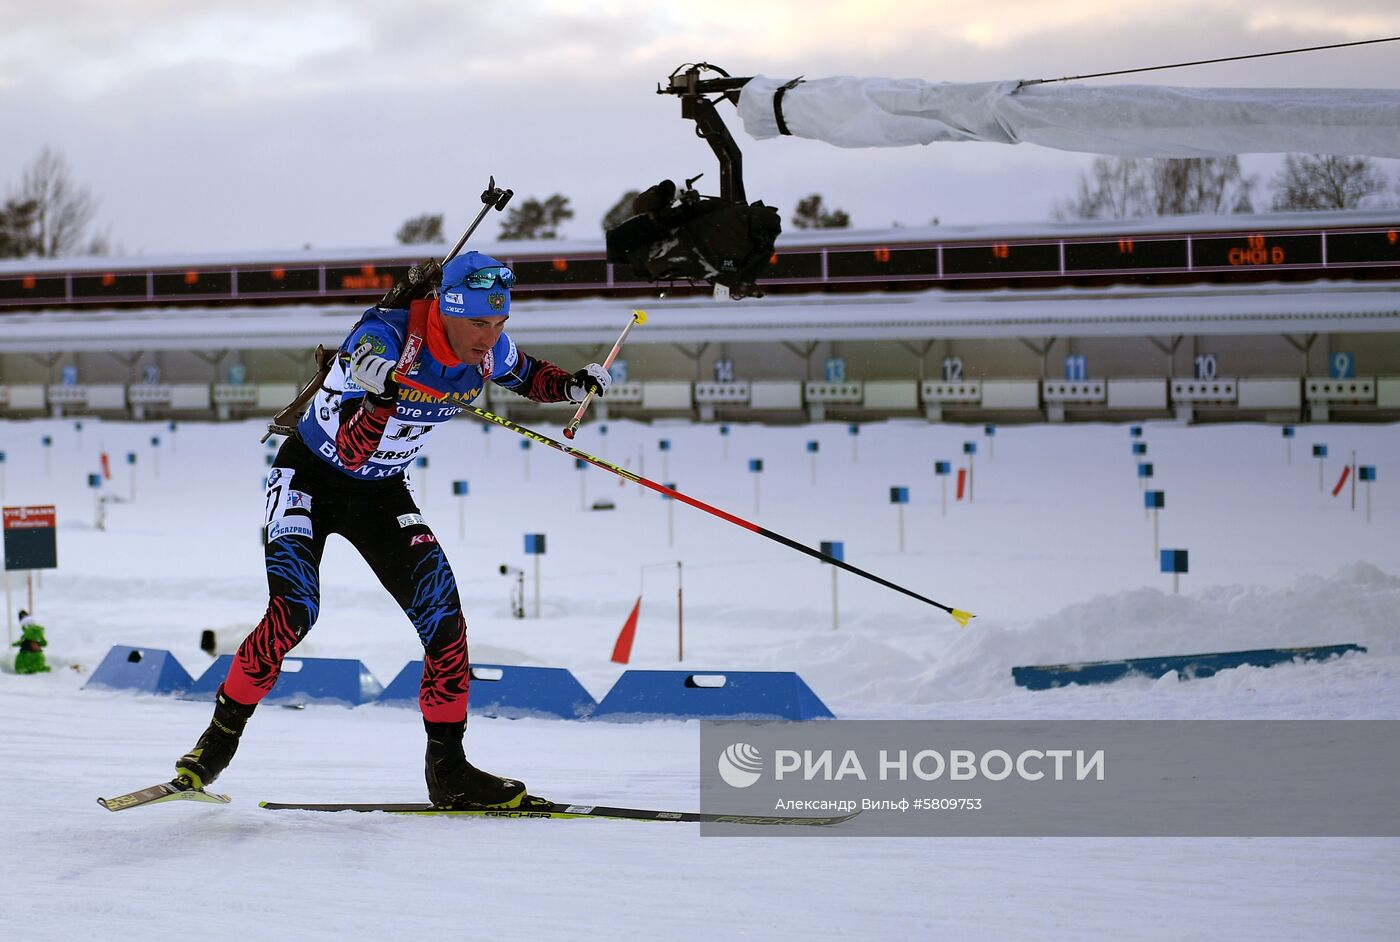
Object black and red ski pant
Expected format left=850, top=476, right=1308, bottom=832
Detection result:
left=223, top=436, right=469, bottom=722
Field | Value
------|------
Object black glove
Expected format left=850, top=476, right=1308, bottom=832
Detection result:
left=565, top=363, right=611, bottom=403
left=377, top=258, right=443, bottom=310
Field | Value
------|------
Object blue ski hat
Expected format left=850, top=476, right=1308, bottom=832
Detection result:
left=439, top=251, right=514, bottom=318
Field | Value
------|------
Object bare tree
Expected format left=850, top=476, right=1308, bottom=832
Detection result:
left=791, top=194, right=851, bottom=229
left=602, top=190, right=641, bottom=232
left=499, top=194, right=574, bottom=240
left=1269, top=154, right=1387, bottom=211
left=1055, top=156, right=1255, bottom=220
left=13, top=146, right=100, bottom=257
left=396, top=213, right=444, bottom=245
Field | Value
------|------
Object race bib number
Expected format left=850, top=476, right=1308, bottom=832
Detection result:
left=265, top=467, right=314, bottom=542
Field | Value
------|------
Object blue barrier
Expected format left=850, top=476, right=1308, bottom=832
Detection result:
left=84, top=645, right=193, bottom=696
left=1012, top=643, right=1367, bottom=691
left=590, top=670, right=834, bottom=721
left=180, top=655, right=383, bottom=706
left=377, top=661, right=597, bottom=720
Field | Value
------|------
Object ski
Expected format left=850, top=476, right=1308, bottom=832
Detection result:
left=98, top=779, right=232, bottom=812
left=259, top=797, right=858, bottom=827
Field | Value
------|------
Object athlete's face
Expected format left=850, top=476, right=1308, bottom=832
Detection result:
left=443, top=315, right=508, bottom=366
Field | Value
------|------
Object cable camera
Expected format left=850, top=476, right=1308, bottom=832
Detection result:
left=605, top=64, right=780, bottom=300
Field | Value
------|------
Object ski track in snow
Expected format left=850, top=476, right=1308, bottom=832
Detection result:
left=2, top=417, right=1398, bottom=940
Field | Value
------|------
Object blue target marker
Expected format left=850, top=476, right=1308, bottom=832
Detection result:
left=1160, top=548, right=1188, bottom=594
left=934, top=461, right=951, bottom=516
left=889, top=488, right=909, bottom=552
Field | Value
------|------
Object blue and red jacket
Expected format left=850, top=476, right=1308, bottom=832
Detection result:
left=297, top=301, right=571, bottom=479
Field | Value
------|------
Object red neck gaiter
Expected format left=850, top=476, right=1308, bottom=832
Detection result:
left=425, top=300, right=462, bottom=367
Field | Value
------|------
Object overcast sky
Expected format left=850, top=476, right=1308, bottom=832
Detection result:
left=3, top=0, right=1399, bottom=256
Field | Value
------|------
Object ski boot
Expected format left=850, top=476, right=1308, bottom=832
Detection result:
left=424, top=719, right=527, bottom=809
left=175, top=685, right=257, bottom=789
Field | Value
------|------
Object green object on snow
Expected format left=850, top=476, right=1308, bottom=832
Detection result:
left=12, top=613, right=50, bottom=675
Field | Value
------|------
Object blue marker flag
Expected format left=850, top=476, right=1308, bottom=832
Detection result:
left=1160, top=549, right=1189, bottom=573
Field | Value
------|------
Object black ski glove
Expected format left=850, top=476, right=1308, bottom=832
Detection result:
left=565, top=363, right=611, bottom=403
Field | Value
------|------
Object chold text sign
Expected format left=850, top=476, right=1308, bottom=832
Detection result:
left=699, top=720, right=1400, bottom=837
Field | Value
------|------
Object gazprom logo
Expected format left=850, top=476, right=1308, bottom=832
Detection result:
left=718, top=743, right=764, bottom=788
left=444, top=292, right=463, bottom=306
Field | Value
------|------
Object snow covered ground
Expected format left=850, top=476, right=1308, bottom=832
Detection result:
left=2, top=414, right=1397, bottom=940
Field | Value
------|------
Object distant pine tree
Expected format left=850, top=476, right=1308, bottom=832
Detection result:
left=499, top=194, right=574, bottom=240
left=395, top=213, right=444, bottom=245
left=791, top=194, right=851, bottom=229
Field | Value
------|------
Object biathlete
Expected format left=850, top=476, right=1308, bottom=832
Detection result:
left=175, top=252, right=609, bottom=808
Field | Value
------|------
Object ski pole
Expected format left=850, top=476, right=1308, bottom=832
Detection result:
left=563, top=309, right=646, bottom=440
left=389, top=369, right=973, bottom=626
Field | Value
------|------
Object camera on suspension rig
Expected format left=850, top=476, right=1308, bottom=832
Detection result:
left=604, top=64, right=780, bottom=300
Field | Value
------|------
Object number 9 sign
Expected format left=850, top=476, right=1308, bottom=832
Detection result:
left=1330, top=352, right=1355, bottom=379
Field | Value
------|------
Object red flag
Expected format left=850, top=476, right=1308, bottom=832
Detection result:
left=956, top=468, right=967, bottom=501
left=101, top=452, right=111, bottom=480
left=1331, top=465, right=1351, bottom=497
left=610, top=597, right=642, bottom=664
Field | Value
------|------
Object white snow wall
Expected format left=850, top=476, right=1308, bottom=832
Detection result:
left=736, top=76, right=1400, bottom=158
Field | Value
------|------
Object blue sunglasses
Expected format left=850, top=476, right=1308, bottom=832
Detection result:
left=450, top=266, right=516, bottom=290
